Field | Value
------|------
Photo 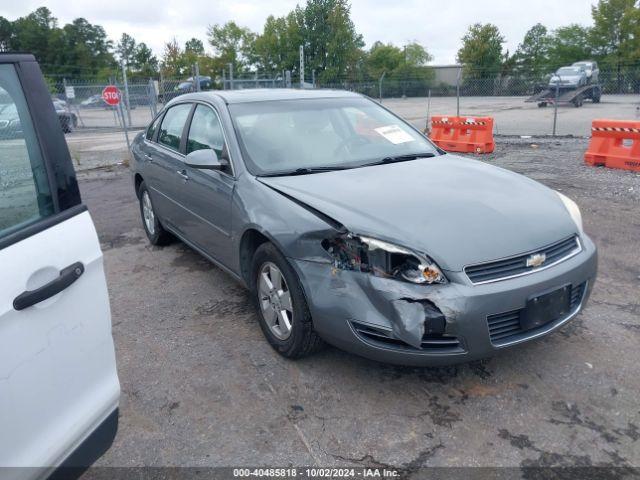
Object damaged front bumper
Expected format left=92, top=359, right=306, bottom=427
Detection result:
left=289, top=235, right=597, bottom=366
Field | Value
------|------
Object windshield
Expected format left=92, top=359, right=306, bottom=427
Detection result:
left=557, top=67, right=581, bottom=75
left=229, top=97, right=440, bottom=175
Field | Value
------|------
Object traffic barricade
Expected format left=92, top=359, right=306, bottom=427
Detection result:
left=428, top=116, right=458, bottom=149
left=584, top=119, right=640, bottom=172
left=428, top=116, right=495, bottom=154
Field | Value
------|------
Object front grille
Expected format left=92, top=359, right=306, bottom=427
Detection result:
left=487, top=282, right=587, bottom=345
left=465, top=236, right=581, bottom=284
left=351, top=321, right=464, bottom=353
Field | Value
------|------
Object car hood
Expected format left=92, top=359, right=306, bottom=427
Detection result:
left=257, top=155, right=578, bottom=271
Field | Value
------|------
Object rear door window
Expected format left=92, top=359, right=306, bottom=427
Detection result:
left=157, top=103, right=191, bottom=151
left=0, top=64, right=55, bottom=239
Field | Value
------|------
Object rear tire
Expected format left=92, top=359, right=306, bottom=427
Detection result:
left=62, top=117, right=73, bottom=133
left=251, top=242, right=324, bottom=358
left=138, top=181, right=172, bottom=245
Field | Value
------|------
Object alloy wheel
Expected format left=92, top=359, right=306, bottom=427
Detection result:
left=258, top=262, right=293, bottom=340
left=142, top=191, right=155, bottom=235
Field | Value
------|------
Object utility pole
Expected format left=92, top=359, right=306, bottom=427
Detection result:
left=121, top=61, right=132, bottom=127
left=299, top=45, right=304, bottom=88
left=228, top=63, right=234, bottom=90
left=456, top=66, right=462, bottom=117
left=552, top=74, right=560, bottom=136
left=194, top=62, right=200, bottom=92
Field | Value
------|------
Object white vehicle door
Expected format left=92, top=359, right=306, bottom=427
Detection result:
left=0, top=55, right=119, bottom=478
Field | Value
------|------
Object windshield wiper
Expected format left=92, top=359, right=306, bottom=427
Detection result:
left=381, top=152, right=437, bottom=163
left=258, top=166, right=352, bottom=177
left=360, top=152, right=437, bottom=168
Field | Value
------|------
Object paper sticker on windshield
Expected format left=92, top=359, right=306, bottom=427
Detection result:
left=374, top=125, right=414, bottom=144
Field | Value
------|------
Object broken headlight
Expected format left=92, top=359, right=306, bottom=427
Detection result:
left=322, top=234, right=447, bottom=285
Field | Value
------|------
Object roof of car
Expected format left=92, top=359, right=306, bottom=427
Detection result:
left=177, top=88, right=363, bottom=105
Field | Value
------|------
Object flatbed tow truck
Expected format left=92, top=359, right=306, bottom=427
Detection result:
left=526, top=83, right=602, bottom=108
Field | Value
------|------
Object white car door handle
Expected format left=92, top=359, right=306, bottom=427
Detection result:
left=176, top=170, right=189, bottom=181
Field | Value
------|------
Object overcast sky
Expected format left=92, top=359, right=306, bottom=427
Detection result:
left=0, top=1, right=594, bottom=64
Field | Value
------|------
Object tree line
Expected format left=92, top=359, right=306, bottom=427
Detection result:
left=0, top=0, right=638, bottom=84
left=459, top=0, right=639, bottom=80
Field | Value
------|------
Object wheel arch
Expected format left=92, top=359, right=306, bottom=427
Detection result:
left=134, top=173, right=144, bottom=198
left=238, top=228, right=271, bottom=287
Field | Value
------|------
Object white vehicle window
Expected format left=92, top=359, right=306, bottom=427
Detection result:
left=0, top=64, right=54, bottom=239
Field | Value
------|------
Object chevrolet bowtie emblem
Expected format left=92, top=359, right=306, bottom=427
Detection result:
left=526, top=253, right=547, bottom=268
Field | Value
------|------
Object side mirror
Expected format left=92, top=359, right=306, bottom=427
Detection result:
left=185, top=148, right=223, bottom=170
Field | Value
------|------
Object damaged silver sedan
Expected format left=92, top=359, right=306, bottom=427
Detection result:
left=131, top=89, right=597, bottom=366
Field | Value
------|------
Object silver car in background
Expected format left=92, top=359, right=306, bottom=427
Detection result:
left=572, top=60, right=600, bottom=84
left=549, top=66, right=588, bottom=89
left=130, top=89, right=597, bottom=366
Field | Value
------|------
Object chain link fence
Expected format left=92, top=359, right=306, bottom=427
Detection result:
left=42, top=66, right=640, bottom=137
left=47, top=77, right=157, bottom=131
left=319, top=69, right=640, bottom=98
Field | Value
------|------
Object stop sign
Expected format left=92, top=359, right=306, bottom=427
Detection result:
left=102, top=85, right=121, bottom=106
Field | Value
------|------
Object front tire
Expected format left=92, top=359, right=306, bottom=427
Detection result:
left=138, top=181, right=172, bottom=245
left=251, top=242, right=324, bottom=358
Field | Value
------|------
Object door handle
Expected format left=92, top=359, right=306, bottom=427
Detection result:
left=13, top=262, right=85, bottom=311
left=176, top=170, right=189, bottom=181
left=144, top=153, right=153, bottom=162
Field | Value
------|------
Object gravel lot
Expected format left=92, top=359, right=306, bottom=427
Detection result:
left=78, top=136, right=640, bottom=474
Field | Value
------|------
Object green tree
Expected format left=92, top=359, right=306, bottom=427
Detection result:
left=590, top=0, right=636, bottom=64
left=0, top=17, right=12, bottom=51
left=183, top=38, right=214, bottom=77
left=457, top=23, right=505, bottom=78
left=185, top=38, right=205, bottom=55
left=514, top=23, right=551, bottom=77
left=10, top=7, right=58, bottom=65
left=365, top=42, right=403, bottom=78
left=116, top=33, right=136, bottom=66
left=591, top=0, right=638, bottom=90
left=547, top=24, right=592, bottom=69
left=161, top=38, right=187, bottom=77
left=404, top=42, right=432, bottom=67
left=253, top=14, right=301, bottom=73
left=207, top=21, right=256, bottom=72
left=58, top=18, right=114, bottom=76
left=133, top=42, right=158, bottom=76
left=366, top=42, right=432, bottom=79
left=300, top=0, right=364, bottom=82
left=620, top=6, right=640, bottom=64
